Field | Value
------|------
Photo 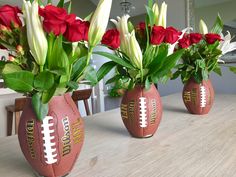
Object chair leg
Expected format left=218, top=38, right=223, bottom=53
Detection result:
left=7, top=111, right=13, bottom=136
left=84, top=100, right=91, bottom=116
left=15, top=111, right=21, bottom=134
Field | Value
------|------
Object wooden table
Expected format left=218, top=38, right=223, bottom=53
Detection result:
left=0, top=93, right=236, bottom=177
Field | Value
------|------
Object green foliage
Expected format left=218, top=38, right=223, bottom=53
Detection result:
left=34, top=71, right=54, bottom=90
left=94, top=52, right=135, bottom=69
left=57, top=0, right=64, bottom=7
left=172, top=41, right=222, bottom=84
left=97, top=61, right=117, bottom=82
left=3, top=71, right=34, bottom=92
left=229, top=66, right=236, bottom=74
left=211, top=14, right=223, bottom=34
left=32, top=93, right=49, bottom=121
left=84, top=65, right=98, bottom=86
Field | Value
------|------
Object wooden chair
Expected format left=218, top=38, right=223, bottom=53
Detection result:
left=72, top=89, right=92, bottom=116
left=6, top=97, right=27, bottom=136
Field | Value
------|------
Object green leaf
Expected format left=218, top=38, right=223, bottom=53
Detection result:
left=84, top=65, right=98, bottom=86
left=213, top=66, right=222, bottom=76
left=71, top=56, right=87, bottom=81
left=32, top=93, right=49, bottom=121
left=94, top=52, right=135, bottom=69
left=211, top=14, right=223, bottom=34
left=3, top=71, right=34, bottom=93
left=67, top=81, right=79, bottom=90
left=97, top=61, right=116, bottom=82
left=57, top=0, right=64, bottom=7
left=229, top=66, right=236, bottom=74
left=152, top=49, right=184, bottom=78
left=34, top=71, right=54, bottom=90
left=84, top=12, right=93, bottom=22
left=171, top=71, right=181, bottom=80
left=42, top=84, right=57, bottom=104
left=47, top=35, right=69, bottom=75
left=145, top=6, right=155, bottom=27
left=47, top=0, right=52, bottom=4
left=128, top=21, right=134, bottom=33
left=105, top=75, right=122, bottom=85
left=67, top=0, right=72, bottom=13
left=2, top=63, right=22, bottom=74
left=148, top=0, right=153, bottom=8
left=148, top=45, right=168, bottom=74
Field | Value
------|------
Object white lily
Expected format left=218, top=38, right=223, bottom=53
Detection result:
left=152, top=3, right=159, bottom=25
left=219, top=31, right=236, bottom=55
left=125, top=31, right=143, bottom=69
left=111, top=15, right=130, bottom=53
left=23, top=0, right=48, bottom=68
left=199, top=19, right=208, bottom=34
left=88, top=0, right=112, bottom=47
left=157, top=2, right=167, bottom=28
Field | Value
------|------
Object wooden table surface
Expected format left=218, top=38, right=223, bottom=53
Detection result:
left=0, top=93, right=236, bottom=177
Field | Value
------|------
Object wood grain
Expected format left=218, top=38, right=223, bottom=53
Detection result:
left=0, top=94, right=236, bottom=177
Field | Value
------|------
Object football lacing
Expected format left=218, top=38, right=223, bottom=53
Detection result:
left=41, top=116, right=58, bottom=164
left=139, top=97, right=147, bottom=128
left=200, top=86, right=207, bottom=108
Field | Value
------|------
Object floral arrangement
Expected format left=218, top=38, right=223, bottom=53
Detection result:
left=172, top=15, right=236, bottom=83
left=95, top=0, right=184, bottom=90
left=0, top=0, right=112, bottom=120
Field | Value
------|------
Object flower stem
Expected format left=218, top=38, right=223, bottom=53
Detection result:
left=140, top=66, right=144, bottom=84
left=40, top=65, right=43, bottom=72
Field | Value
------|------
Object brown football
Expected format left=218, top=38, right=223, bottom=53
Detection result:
left=182, top=79, right=214, bottom=115
left=121, top=84, right=162, bottom=138
left=18, top=94, right=84, bottom=177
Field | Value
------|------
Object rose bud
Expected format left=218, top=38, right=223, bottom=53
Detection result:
left=16, top=45, right=24, bottom=55
left=8, top=56, right=15, bottom=62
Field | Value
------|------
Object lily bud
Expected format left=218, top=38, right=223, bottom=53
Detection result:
left=88, top=0, right=112, bottom=47
left=199, top=19, right=208, bottom=34
left=152, top=3, right=159, bottom=25
left=111, top=15, right=130, bottom=53
left=126, top=31, right=142, bottom=69
left=157, top=2, right=167, bottom=28
left=23, top=0, right=48, bottom=67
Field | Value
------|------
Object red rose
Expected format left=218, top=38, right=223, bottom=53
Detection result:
left=0, top=5, right=22, bottom=28
left=64, top=20, right=90, bottom=42
left=178, top=34, right=190, bottom=49
left=151, top=25, right=165, bottom=45
left=205, top=33, right=222, bottom=44
left=39, top=5, right=75, bottom=36
left=101, top=29, right=120, bottom=49
left=165, top=26, right=181, bottom=44
left=189, top=33, right=202, bottom=44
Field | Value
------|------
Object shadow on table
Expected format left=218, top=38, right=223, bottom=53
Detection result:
left=164, top=105, right=188, bottom=114
left=94, top=121, right=129, bottom=137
